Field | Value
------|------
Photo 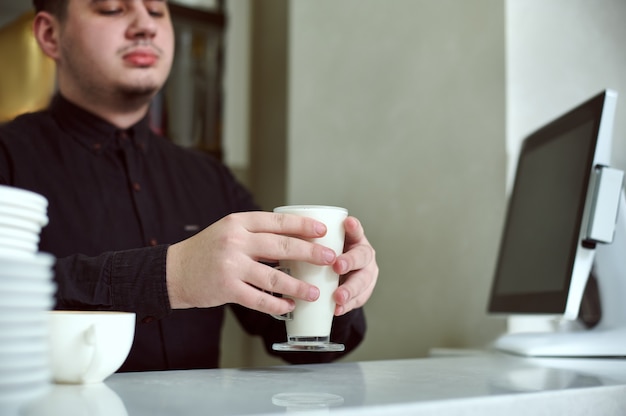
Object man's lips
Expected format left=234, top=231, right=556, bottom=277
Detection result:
left=123, top=51, right=159, bottom=67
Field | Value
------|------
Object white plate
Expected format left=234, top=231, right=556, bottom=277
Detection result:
left=0, top=282, right=55, bottom=296
left=0, top=336, right=48, bottom=352
left=0, top=281, right=55, bottom=294
left=0, top=359, right=49, bottom=376
left=0, top=234, right=39, bottom=251
left=0, top=306, right=54, bottom=315
left=0, top=206, right=48, bottom=227
left=0, top=355, right=49, bottom=373
left=0, top=295, right=55, bottom=309
left=0, top=216, right=42, bottom=234
left=0, top=185, right=48, bottom=209
left=0, top=266, right=54, bottom=280
left=0, top=337, right=49, bottom=351
left=0, top=367, right=51, bottom=387
left=0, top=199, right=47, bottom=214
left=0, top=317, right=49, bottom=329
left=0, top=252, right=54, bottom=266
left=0, top=237, right=38, bottom=252
left=0, top=323, right=49, bottom=336
left=0, top=281, right=56, bottom=294
left=0, top=253, right=56, bottom=278
left=0, top=311, right=48, bottom=324
left=0, top=324, right=49, bottom=340
left=0, top=289, right=55, bottom=308
left=0, top=338, right=49, bottom=354
left=0, top=185, right=47, bottom=205
left=0, top=350, right=49, bottom=371
left=0, top=247, right=36, bottom=259
left=0, top=227, right=39, bottom=244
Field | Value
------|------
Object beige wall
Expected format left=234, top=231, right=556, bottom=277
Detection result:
left=506, top=0, right=626, bottom=181
left=286, top=0, right=507, bottom=363
left=223, top=0, right=508, bottom=367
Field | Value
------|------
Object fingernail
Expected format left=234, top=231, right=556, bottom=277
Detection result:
left=323, top=249, right=335, bottom=264
left=287, top=299, right=296, bottom=311
left=308, top=286, right=320, bottom=301
left=337, top=259, right=348, bottom=274
left=315, top=222, right=327, bottom=236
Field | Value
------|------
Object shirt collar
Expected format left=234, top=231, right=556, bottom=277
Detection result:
left=49, top=94, right=151, bottom=154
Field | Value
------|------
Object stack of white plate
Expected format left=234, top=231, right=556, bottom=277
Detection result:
left=0, top=185, right=48, bottom=258
left=0, top=185, right=56, bottom=414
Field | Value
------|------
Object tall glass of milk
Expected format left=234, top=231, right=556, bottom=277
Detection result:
left=271, top=205, right=348, bottom=352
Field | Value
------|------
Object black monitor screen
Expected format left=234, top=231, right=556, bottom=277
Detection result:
left=489, top=97, right=603, bottom=314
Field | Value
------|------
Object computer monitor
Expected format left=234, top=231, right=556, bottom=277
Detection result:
left=488, top=89, right=626, bottom=357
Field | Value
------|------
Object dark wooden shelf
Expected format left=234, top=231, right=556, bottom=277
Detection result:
left=169, top=2, right=226, bottom=28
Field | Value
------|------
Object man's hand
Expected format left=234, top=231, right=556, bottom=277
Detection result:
left=166, top=212, right=335, bottom=316
left=166, top=212, right=378, bottom=317
left=332, top=216, right=378, bottom=315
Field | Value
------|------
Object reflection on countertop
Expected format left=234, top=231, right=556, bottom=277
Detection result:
left=21, top=383, right=127, bottom=416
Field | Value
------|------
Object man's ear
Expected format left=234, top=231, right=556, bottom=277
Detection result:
left=32, top=12, right=61, bottom=61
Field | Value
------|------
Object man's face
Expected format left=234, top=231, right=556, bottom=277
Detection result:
left=57, top=0, right=174, bottom=100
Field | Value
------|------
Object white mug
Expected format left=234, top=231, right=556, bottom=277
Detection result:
left=271, top=205, right=348, bottom=352
left=48, top=311, right=135, bottom=384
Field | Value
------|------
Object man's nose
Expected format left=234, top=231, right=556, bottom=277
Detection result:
left=126, top=6, right=158, bottom=39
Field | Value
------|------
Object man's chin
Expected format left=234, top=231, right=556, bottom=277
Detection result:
left=118, top=85, right=160, bottom=102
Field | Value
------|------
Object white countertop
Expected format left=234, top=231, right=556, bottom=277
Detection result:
left=18, top=353, right=626, bottom=415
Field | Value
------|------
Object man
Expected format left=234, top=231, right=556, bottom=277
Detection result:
left=0, top=0, right=378, bottom=370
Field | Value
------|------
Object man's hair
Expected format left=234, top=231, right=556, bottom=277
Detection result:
left=33, top=0, right=68, bottom=20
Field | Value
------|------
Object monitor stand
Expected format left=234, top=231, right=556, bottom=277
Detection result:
left=492, top=191, right=626, bottom=358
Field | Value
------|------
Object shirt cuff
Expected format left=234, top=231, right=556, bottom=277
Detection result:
left=109, top=244, right=171, bottom=321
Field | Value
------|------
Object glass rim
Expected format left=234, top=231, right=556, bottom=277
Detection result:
left=273, top=205, right=348, bottom=214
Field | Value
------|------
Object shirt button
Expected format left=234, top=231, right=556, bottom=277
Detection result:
left=141, top=316, right=155, bottom=324
left=149, top=238, right=158, bottom=246
left=132, top=182, right=141, bottom=192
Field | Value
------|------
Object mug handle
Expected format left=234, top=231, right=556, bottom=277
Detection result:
left=270, top=266, right=293, bottom=321
left=80, top=324, right=102, bottom=383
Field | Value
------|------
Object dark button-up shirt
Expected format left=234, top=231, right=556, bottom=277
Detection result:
left=0, top=94, right=365, bottom=371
